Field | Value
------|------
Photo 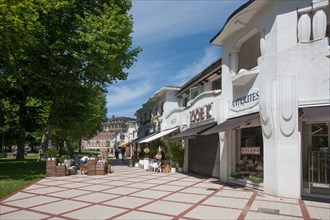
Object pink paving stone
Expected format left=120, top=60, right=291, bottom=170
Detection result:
left=77, top=184, right=112, bottom=192
left=202, top=196, right=249, bottom=209
left=24, top=186, right=66, bottom=195
left=139, top=200, right=193, bottom=216
left=244, top=211, right=303, bottom=220
left=3, top=195, right=61, bottom=208
left=180, top=186, right=214, bottom=195
left=184, top=205, right=242, bottom=219
left=1, top=192, right=36, bottom=202
left=115, top=210, right=173, bottom=219
left=128, top=182, right=157, bottom=189
left=31, top=199, right=90, bottom=215
left=193, top=182, right=224, bottom=189
left=0, top=210, right=50, bottom=220
left=73, top=192, right=119, bottom=203
left=55, top=182, right=93, bottom=189
left=130, top=189, right=172, bottom=199
left=48, top=189, right=91, bottom=198
left=81, top=179, right=110, bottom=184
left=307, top=205, right=330, bottom=220
left=166, top=181, right=196, bottom=187
left=151, top=184, right=186, bottom=192
left=100, top=180, right=132, bottom=186
left=215, top=189, right=254, bottom=199
left=163, top=192, right=207, bottom=203
left=37, top=180, right=71, bottom=186
left=143, top=179, right=172, bottom=184
left=63, top=204, right=127, bottom=219
left=0, top=205, right=18, bottom=214
left=103, top=186, right=141, bottom=195
left=103, top=196, right=152, bottom=209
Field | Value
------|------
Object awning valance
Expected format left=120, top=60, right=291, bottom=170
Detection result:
left=303, top=106, right=330, bottom=123
left=169, top=122, right=217, bottom=140
left=202, top=113, right=259, bottom=136
left=139, top=127, right=179, bottom=143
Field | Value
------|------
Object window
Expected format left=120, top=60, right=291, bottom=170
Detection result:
left=212, top=77, right=221, bottom=90
left=238, top=32, right=260, bottom=71
left=234, top=126, right=264, bottom=180
left=182, top=97, right=188, bottom=107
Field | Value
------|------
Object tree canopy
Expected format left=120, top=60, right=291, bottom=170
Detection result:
left=0, top=0, right=140, bottom=160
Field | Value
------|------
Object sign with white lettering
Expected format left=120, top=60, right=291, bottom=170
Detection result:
left=231, top=89, right=259, bottom=112
left=241, top=147, right=260, bottom=155
left=190, top=104, right=213, bottom=124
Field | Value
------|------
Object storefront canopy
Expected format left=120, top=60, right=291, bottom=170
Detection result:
left=169, top=122, right=217, bottom=140
left=135, top=132, right=160, bottom=144
left=202, top=113, right=259, bottom=136
left=139, top=127, right=179, bottom=143
left=303, top=106, right=330, bottom=123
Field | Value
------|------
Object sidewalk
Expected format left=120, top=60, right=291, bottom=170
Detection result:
left=1, top=163, right=329, bottom=220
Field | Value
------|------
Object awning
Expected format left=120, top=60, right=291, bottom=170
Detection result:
left=135, top=132, right=160, bottom=144
left=139, top=127, right=179, bottom=143
left=303, top=106, right=330, bottom=123
left=169, top=122, right=217, bottom=140
left=202, top=113, right=259, bottom=136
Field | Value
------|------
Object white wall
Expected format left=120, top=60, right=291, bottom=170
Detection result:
left=217, top=0, right=329, bottom=198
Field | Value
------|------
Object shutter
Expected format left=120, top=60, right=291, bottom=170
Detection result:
left=188, top=134, right=220, bottom=178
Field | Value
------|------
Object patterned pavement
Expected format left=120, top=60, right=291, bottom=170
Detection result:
left=1, top=164, right=329, bottom=220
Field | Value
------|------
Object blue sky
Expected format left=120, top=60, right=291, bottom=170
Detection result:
left=106, top=0, right=246, bottom=118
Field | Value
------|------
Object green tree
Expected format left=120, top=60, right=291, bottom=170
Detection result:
left=0, top=0, right=140, bottom=160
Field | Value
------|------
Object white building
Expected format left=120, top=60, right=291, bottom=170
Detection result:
left=135, top=86, right=181, bottom=145
left=169, top=59, right=222, bottom=175
left=208, top=0, right=330, bottom=199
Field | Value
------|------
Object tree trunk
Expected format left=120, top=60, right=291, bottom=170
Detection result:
left=78, top=139, right=82, bottom=154
left=41, top=100, right=58, bottom=151
left=16, top=95, right=27, bottom=161
left=41, top=121, right=52, bottom=151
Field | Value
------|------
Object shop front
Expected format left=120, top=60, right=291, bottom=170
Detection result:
left=301, top=106, right=330, bottom=200
left=203, top=112, right=263, bottom=187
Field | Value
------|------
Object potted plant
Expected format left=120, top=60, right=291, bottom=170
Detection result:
left=164, top=140, right=184, bottom=172
left=170, top=160, right=177, bottom=173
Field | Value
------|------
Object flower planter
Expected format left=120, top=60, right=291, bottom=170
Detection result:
left=229, top=177, right=263, bottom=191
left=171, top=167, right=177, bottom=173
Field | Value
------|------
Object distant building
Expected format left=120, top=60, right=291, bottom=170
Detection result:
left=82, top=116, right=137, bottom=150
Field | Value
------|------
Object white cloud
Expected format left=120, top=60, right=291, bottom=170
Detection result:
left=107, top=80, right=152, bottom=108
left=172, top=46, right=220, bottom=86
left=131, top=1, right=242, bottom=45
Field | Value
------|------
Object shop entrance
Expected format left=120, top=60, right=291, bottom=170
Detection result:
left=302, top=123, right=330, bottom=198
left=232, top=126, right=264, bottom=183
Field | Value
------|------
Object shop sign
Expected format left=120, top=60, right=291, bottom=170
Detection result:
left=241, top=147, right=260, bottom=155
left=190, top=104, right=212, bottom=124
left=231, top=89, right=259, bottom=112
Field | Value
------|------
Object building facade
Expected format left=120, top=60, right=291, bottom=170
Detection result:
left=135, top=86, right=180, bottom=141
left=210, top=0, right=330, bottom=199
left=169, top=59, right=222, bottom=176
left=82, top=116, right=136, bottom=151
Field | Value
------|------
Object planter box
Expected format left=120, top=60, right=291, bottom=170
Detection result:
left=229, top=177, right=263, bottom=191
left=55, top=166, right=66, bottom=176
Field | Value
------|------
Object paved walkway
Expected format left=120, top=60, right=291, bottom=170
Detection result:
left=1, top=162, right=329, bottom=220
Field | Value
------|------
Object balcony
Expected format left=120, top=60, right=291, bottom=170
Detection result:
left=232, top=66, right=259, bottom=86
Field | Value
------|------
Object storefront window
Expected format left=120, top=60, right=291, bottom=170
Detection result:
left=234, top=126, right=264, bottom=181
left=302, top=123, right=329, bottom=197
